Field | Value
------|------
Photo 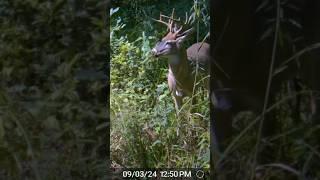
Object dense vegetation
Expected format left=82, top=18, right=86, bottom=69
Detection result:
left=110, top=0, right=320, bottom=179
left=211, top=0, right=320, bottom=179
left=1, top=0, right=319, bottom=179
left=110, top=0, right=210, bottom=169
left=0, top=0, right=107, bottom=179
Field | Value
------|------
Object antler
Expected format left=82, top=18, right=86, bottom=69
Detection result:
left=153, top=9, right=183, bottom=33
left=152, top=9, right=195, bottom=41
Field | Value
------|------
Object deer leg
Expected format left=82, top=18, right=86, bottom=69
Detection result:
left=172, top=92, right=183, bottom=114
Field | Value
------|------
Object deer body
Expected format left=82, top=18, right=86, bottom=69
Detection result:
left=152, top=11, right=210, bottom=112
left=166, top=43, right=210, bottom=110
left=167, top=48, right=192, bottom=110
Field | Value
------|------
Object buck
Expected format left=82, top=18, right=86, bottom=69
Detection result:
left=151, top=11, right=211, bottom=113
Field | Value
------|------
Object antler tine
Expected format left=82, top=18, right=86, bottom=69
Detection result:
left=159, top=14, right=180, bottom=22
left=152, top=12, right=171, bottom=30
left=174, top=25, right=183, bottom=35
left=153, top=9, right=183, bottom=32
left=154, top=20, right=172, bottom=32
left=169, top=8, right=175, bottom=32
left=170, top=18, right=176, bottom=32
left=153, top=18, right=170, bottom=28
left=185, top=12, right=188, bottom=24
left=171, top=8, right=175, bottom=21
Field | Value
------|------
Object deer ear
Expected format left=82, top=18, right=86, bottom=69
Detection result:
left=176, top=28, right=194, bottom=44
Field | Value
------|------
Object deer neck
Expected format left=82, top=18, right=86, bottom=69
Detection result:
left=168, top=49, right=191, bottom=82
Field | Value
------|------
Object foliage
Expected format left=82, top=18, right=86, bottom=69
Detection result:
left=0, top=0, right=107, bottom=179
left=213, top=0, right=320, bottom=179
left=110, top=0, right=210, bottom=169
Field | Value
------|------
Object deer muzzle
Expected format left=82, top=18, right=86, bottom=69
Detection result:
left=151, top=48, right=159, bottom=57
left=152, top=41, right=175, bottom=58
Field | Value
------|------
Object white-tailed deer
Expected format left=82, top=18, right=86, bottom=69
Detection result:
left=151, top=10, right=210, bottom=113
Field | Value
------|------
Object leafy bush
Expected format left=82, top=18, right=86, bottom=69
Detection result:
left=0, top=0, right=107, bottom=179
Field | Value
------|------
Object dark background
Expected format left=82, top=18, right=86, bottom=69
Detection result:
left=0, top=0, right=108, bottom=179
left=211, top=0, right=320, bottom=179
left=1, top=0, right=320, bottom=179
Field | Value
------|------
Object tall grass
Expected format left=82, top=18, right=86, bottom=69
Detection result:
left=110, top=2, right=210, bottom=169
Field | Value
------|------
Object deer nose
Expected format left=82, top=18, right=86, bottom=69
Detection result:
left=151, top=48, right=158, bottom=57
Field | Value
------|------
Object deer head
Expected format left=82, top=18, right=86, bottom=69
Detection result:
left=151, top=10, right=194, bottom=58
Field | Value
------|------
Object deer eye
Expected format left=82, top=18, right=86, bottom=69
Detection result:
left=164, top=41, right=171, bottom=47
